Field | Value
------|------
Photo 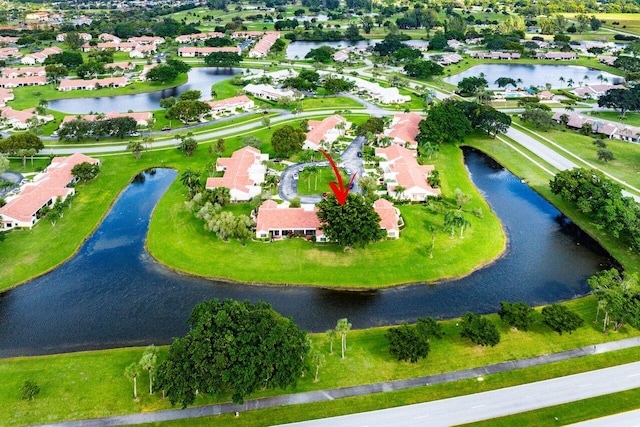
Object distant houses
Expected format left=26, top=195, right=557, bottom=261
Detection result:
left=58, top=77, right=128, bottom=91
left=552, top=111, right=640, bottom=143
left=0, top=153, right=100, bottom=230
left=340, top=75, right=411, bottom=104
left=206, top=95, right=255, bottom=114
left=175, top=32, right=225, bottom=43
left=0, top=106, right=53, bottom=129
left=21, top=46, right=63, bottom=65
left=243, top=83, right=301, bottom=101
left=248, top=32, right=280, bottom=58
left=205, top=146, right=269, bottom=202
left=177, top=46, right=241, bottom=57
left=571, top=83, right=625, bottom=100
left=375, top=144, right=441, bottom=201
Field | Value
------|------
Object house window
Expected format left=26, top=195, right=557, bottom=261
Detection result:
left=273, top=230, right=280, bottom=236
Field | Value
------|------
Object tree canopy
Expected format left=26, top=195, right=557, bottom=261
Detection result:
left=588, top=268, right=640, bottom=332
left=204, top=51, right=242, bottom=68
left=498, top=301, right=536, bottom=331
left=541, top=304, right=584, bottom=335
left=271, top=125, right=306, bottom=157
left=155, top=299, right=309, bottom=407
left=416, top=100, right=472, bottom=146
left=0, top=132, right=44, bottom=155
left=316, top=193, right=385, bottom=248
left=459, top=312, right=500, bottom=347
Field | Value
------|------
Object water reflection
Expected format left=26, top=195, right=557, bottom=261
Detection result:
left=0, top=150, right=609, bottom=357
left=48, top=68, right=250, bottom=114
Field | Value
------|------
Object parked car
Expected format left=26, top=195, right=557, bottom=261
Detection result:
left=161, top=126, right=171, bottom=131
left=357, top=151, right=362, bottom=158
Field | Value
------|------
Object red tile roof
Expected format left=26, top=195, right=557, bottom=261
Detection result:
left=387, top=112, right=422, bottom=146
left=205, top=146, right=264, bottom=196
left=305, top=114, right=346, bottom=147
left=255, top=200, right=322, bottom=235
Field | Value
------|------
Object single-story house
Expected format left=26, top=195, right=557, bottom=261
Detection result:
left=0, top=106, right=53, bottom=129
left=375, top=144, right=441, bottom=201
left=205, top=146, right=269, bottom=202
left=61, top=111, right=153, bottom=127
left=0, top=153, right=100, bottom=230
left=379, top=112, right=423, bottom=148
left=177, top=46, right=241, bottom=57
left=303, top=114, right=350, bottom=151
left=58, top=77, right=128, bottom=91
left=0, top=75, right=46, bottom=88
left=243, top=83, right=301, bottom=101
left=248, top=32, right=280, bottom=58
left=206, top=95, right=255, bottom=114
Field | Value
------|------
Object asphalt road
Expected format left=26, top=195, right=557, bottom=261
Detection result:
left=278, top=361, right=640, bottom=427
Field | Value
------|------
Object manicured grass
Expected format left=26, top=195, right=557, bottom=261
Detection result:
left=2, top=295, right=639, bottom=426
left=586, top=110, right=640, bottom=127
left=464, top=388, right=640, bottom=426
left=296, top=167, right=348, bottom=196
left=147, top=141, right=506, bottom=287
left=300, top=96, right=364, bottom=110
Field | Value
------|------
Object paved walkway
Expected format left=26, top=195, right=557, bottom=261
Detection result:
left=36, top=336, right=640, bottom=427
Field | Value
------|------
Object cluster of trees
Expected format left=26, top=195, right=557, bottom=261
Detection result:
left=588, top=268, right=640, bottom=332
left=271, top=125, right=306, bottom=157
left=550, top=168, right=640, bottom=251
left=323, top=76, right=355, bottom=95
left=317, top=193, right=385, bottom=249
left=416, top=100, right=510, bottom=150
left=282, top=69, right=320, bottom=91
left=305, top=46, right=334, bottom=63
left=0, top=133, right=44, bottom=167
left=182, top=170, right=254, bottom=243
left=156, top=299, right=309, bottom=407
left=386, top=317, right=443, bottom=362
left=597, top=86, right=640, bottom=118
left=123, top=345, right=159, bottom=400
left=519, top=101, right=554, bottom=131
left=403, top=59, right=443, bottom=80
left=58, top=116, right=139, bottom=141
left=145, top=59, right=191, bottom=84
left=204, top=51, right=242, bottom=68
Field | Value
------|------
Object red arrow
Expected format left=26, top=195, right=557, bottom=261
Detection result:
left=319, top=149, right=357, bottom=205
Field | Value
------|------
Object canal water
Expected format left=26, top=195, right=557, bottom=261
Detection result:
left=0, top=149, right=608, bottom=357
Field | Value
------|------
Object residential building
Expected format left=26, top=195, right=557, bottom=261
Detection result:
left=205, top=146, right=269, bottom=202
left=243, top=83, right=300, bottom=101
left=535, top=52, right=578, bottom=60
left=61, top=111, right=153, bottom=127
left=248, top=32, right=280, bottom=58
left=254, top=198, right=402, bottom=240
left=0, top=47, right=22, bottom=60
left=1, top=66, right=46, bottom=78
left=0, top=88, right=14, bottom=106
left=0, top=75, right=47, bottom=88
left=0, top=36, right=19, bottom=44
left=0, top=106, right=53, bottom=129
left=56, top=32, right=92, bottom=42
left=128, top=36, right=165, bottom=45
left=58, top=77, right=128, bottom=91
left=552, top=111, right=640, bottom=142
left=340, top=75, right=411, bottom=104
left=0, top=153, right=100, bottom=230
left=470, top=51, right=521, bottom=60
left=571, top=83, right=625, bottom=99
left=104, top=62, right=136, bottom=72
left=130, top=44, right=157, bottom=58
left=98, top=33, right=121, bottom=43
left=177, top=46, right=241, bottom=57
left=206, top=95, right=255, bottom=114
left=303, top=114, right=350, bottom=150
left=375, top=144, right=441, bottom=201
left=175, top=32, right=225, bottom=43
left=21, top=47, right=63, bottom=65
left=380, top=112, right=423, bottom=148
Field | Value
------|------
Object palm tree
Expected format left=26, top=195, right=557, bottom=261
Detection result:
left=139, top=345, right=158, bottom=395
left=127, top=140, right=144, bottom=160
left=567, top=78, right=574, bottom=87
left=180, top=168, right=203, bottom=197
left=311, top=350, right=326, bottom=383
left=559, top=76, right=565, bottom=87
left=124, top=363, right=140, bottom=400
left=325, top=329, right=337, bottom=355
left=335, top=318, right=352, bottom=359
left=394, top=185, right=406, bottom=200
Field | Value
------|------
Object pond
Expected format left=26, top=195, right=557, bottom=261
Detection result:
left=0, top=149, right=609, bottom=358
left=444, top=64, right=622, bottom=89
left=48, top=67, right=253, bottom=114
left=285, top=39, right=429, bottom=60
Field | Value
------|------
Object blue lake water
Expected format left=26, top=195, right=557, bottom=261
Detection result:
left=444, top=64, right=622, bottom=89
left=0, top=149, right=608, bottom=357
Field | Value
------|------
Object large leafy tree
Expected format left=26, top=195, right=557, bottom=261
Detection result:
left=71, top=162, right=100, bottom=183
left=155, top=299, right=309, bottom=407
left=416, top=100, right=472, bottom=146
left=317, top=193, right=385, bottom=248
left=271, top=125, right=305, bottom=157
left=386, top=323, right=430, bottom=363
left=542, top=304, right=584, bottom=335
left=0, top=133, right=44, bottom=167
left=457, top=76, right=488, bottom=95
left=459, top=312, right=500, bottom=347
left=403, top=59, right=444, bottom=79
left=588, top=268, right=640, bottom=332
left=204, top=51, right=242, bottom=68
left=44, top=51, right=83, bottom=68
left=498, top=301, right=536, bottom=331
left=598, top=87, right=640, bottom=118
left=168, top=100, right=211, bottom=124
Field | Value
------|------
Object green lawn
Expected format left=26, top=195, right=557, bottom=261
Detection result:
left=586, top=110, right=640, bottom=127
left=296, top=167, right=348, bottom=196
left=2, top=296, right=640, bottom=426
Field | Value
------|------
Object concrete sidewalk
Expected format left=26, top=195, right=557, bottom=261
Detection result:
left=36, top=336, right=640, bottom=427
